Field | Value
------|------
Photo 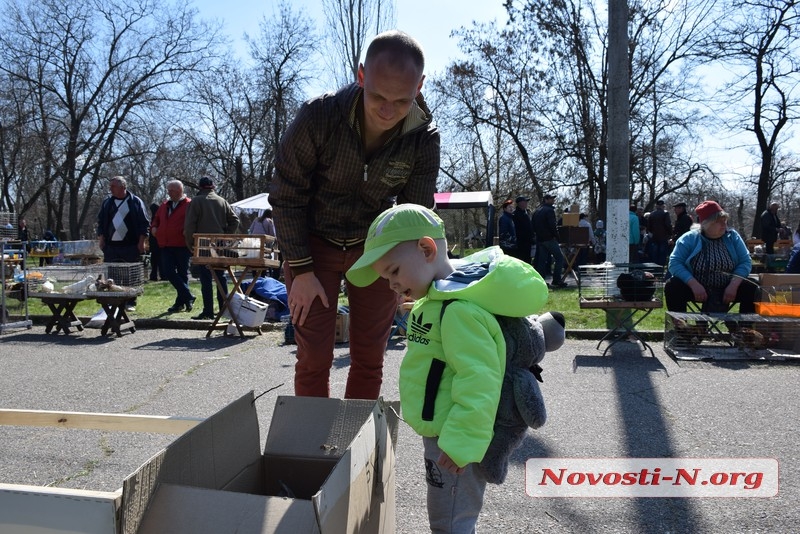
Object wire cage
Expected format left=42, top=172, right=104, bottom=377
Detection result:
left=28, top=262, right=143, bottom=297
left=28, top=264, right=107, bottom=296
left=665, top=311, right=800, bottom=361
left=0, top=212, right=18, bottom=241
left=578, top=263, right=665, bottom=307
left=29, top=239, right=103, bottom=265
left=192, top=234, right=280, bottom=268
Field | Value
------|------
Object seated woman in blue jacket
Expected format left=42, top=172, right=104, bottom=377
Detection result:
left=666, top=200, right=757, bottom=314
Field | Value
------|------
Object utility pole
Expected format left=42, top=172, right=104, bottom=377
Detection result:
left=607, top=0, right=630, bottom=265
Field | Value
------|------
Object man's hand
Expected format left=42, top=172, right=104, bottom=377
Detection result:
left=289, top=272, right=329, bottom=326
left=437, top=451, right=465, bottom=475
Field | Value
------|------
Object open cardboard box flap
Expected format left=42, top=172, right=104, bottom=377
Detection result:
left=127, top=392, right=397, bottom=534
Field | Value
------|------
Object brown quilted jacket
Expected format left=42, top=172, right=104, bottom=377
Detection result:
left=270, top=83, right=440, bottom=275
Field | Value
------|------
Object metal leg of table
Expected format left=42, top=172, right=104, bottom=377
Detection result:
left=206, top=266, right=260, bottom=338
left=96, top=297, right=135, bottom=337
left=598, top=307, right=656, bottom=357
left=40, top=297, right=84, bottom=334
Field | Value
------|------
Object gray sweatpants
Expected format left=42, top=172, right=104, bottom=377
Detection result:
left=423, top=436, right=488, bottom=533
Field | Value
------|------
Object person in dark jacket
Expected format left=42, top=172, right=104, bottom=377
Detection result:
left=532, top=193, right=565, bottom=287
left=498, top=199, right=517, bottom=256
left=96, top=176, right=150, bottom=310
left=512, top=195, right=534, bottom=264
left=760, top=202, right=782, bottom=254
left=270, top=30, right=439, bottom=400
left=646, top=199, right=672, bottom=266
left=671, top=202, right=693, bottom=244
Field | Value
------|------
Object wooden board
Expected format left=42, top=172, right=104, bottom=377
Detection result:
left=0, top=409, right=202, bottom=434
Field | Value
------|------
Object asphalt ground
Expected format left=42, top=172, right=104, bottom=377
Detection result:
left=1, top=322, right=799, bottom=533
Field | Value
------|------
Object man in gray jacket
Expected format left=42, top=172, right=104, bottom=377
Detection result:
left=184, top=176, right=239, bottom=320
left=270, top=30, right=440, bottom=399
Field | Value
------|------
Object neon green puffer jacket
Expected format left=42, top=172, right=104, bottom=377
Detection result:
left=399, top=247, right=548, bottom=468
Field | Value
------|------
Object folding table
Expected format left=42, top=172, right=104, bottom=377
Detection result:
left=93, top=294, right=137, bottom=337
left=578, top=263, right=665, bottom=356
left=35, top=294, right=86, bottom=334
left=192, top=234, right=280, bottom=337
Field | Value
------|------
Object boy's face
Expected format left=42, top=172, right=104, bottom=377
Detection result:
left=373, top=239, right=435, bottom=300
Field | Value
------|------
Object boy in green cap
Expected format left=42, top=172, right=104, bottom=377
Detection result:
left=347, top=203, right=548, bottom=532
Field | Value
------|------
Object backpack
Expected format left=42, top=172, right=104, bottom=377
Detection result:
left=431, top=299, right=565, bottom=484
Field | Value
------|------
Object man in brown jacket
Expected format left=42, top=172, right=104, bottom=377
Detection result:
left=270, top=30, right=440, bottom=399
left=184, top=176, right=239, bottom=320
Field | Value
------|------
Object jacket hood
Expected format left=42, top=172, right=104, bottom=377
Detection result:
left=428, top=246, right=548, bottom=317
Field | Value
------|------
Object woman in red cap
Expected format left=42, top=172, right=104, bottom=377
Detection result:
left=665, top=200, right=757, bottom=313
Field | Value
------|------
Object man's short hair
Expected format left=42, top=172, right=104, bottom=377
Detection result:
left=166, top=179, right=183, bottom=192
left=110, top=176, right=127, bottom=189
left=365, top=30, right=425, bottom=74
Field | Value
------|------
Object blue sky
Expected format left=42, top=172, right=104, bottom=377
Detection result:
left=192, top=0, right=511, bottom=76
left=190, top=0, right=763, bottom=184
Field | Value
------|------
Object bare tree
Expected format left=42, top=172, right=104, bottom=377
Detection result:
left=0, top=0, right=223, bottom=238
left=501, top=0, right=718, bottom=219
left=431, top=22, right=557, bottom=202
left=321, top=0, right=395, bottom=87
left=704, top=0, right=800, bottom=238
left=247, top=2, right=320, bottom=194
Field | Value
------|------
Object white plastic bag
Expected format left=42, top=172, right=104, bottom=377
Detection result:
left=84, top=308, right=107, bottom=329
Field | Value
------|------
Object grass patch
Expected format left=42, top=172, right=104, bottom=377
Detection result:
left=544, top=288, right=665, bottom=331
left=25, top=280, right=671, bottom=330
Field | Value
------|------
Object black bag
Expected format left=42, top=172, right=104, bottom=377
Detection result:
left=617, top=270, right=656, bottom=301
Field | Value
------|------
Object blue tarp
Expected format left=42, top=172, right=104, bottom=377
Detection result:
left=240, top=277, right=289, bottom=319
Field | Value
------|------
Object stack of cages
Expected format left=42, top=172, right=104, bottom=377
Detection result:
left=664, top=310, right=800, bottom=360
left=578, top=262, right=665, bottom=306
left=1, top=211, right=33, bottom=331
left=58, top=240, right=103, bottom=265
left=664, top=274, right=800, bottom=360
left=0, top=211, right=17, bottom=241
left=29, top=239, right=61, bottom=263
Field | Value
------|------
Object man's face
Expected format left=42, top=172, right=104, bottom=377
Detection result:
left=167, top=185, right=183, bottom=202
left=358, top=53, right=423, bottom=134
left=109, top=181, right=125, bottom=199
left=517, top=200, right=528, bottom=210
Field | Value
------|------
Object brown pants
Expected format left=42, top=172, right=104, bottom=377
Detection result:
left=284, top=235, right=398, bottom=399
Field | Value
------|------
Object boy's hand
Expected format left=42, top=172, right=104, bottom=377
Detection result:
left=438, top=451, right=465, bottom=475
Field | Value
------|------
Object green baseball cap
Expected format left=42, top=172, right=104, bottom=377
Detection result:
left=346, top=204, right=446, bottom=287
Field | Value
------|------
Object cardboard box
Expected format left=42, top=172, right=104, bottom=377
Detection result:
left=335, top=313, right=350, bottom=343
left=0, top=393, right=398, bottom=534
left=758, top=274, right=800, bottom=317
left=759, top=274, right=800, bottom=288
left=561, top=213, right=580, bottom=227
left=558, top=226, right=591, bottom=245
left=228, top=291, right=269, bottom=327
